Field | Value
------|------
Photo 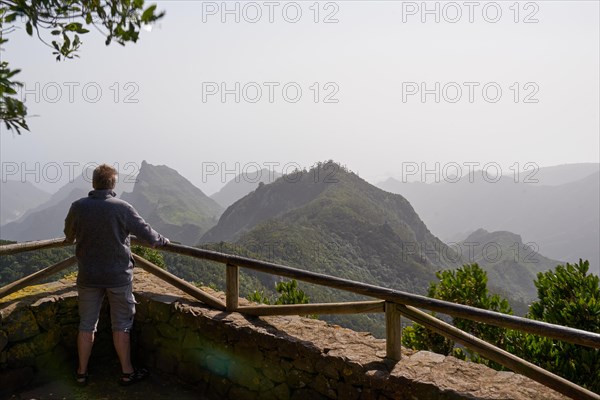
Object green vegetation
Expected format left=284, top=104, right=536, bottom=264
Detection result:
left=1, top=0, right=164, bottom=133
left=132, top=245, right=166, bottom=269
left=402, top=261, right=599, bottom=392
left=511, top=260, right=599, bottom=392
left=402, top=264, right=513, bottom=368
left=274, top=280, right=310, bottom=305
left=247, top=279, right=310, bottom=305
left=247, top=289, right=271, bottom=305
left=248, top=279, right=317, bottom=319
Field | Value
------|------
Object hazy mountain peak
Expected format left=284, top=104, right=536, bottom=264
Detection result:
left=456, top=228, right=563, bottom=302
left=210, top=168, right=282, bottom=209
left=463, top=228, right=523, bottom=246
left=0, top=180, right=51, bottom=225
left=203, top=162, right=363, bottom=241
left=0, top=165, right=138, bottom=241
left=121, top=161, right=223, bottom=245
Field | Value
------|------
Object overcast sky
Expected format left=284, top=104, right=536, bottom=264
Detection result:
left=1, top=1, right=598, bottom=194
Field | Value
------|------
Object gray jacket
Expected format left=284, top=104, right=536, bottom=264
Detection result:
left=64, top=189, right=168, bottom=287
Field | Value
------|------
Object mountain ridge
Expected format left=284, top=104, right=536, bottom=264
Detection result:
left=121, top=161, right=223, bottom=245
left=457, top=228, right=563, bottom=302
left=203, top=162, right=460, bottom=292
left=210, top=168, right=282, bottom=209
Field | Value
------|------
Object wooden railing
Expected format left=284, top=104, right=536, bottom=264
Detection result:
left=1, top=238, right=599, bottom=400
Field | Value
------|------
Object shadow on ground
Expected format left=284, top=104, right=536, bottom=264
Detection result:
left=4, top=337, right=207, bottom=400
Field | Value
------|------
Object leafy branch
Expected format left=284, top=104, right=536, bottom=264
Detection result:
left=0, top=0, right=164, bottom=134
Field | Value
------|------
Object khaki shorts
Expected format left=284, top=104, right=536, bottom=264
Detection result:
left=77, top=283, right=136, bottom=332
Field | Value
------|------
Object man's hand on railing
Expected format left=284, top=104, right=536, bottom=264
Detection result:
left=161, top=239, right=182, bottom=246
left=153, top=238, right=170, bottom=248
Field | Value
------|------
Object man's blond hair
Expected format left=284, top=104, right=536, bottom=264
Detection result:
left=92, top=164, right=118, bottom=190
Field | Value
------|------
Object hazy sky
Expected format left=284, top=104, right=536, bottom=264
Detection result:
left=1, top=1, right=598, bottom=194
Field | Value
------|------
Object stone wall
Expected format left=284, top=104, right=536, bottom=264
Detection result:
left=1, top=271, right=569, bottom=400
left=0, top=280, right=81, bottom=396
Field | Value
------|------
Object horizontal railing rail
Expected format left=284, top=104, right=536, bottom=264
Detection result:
left=144, top=240, right=600, bottom=350
left=1, top=238, right=598, bottom=400
left=0, top=237, right=70, bottom=255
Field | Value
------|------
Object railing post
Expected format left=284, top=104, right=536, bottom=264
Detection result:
left=226, top=263, right=239, bottom=312
left=132, top=254, right=226, bottom=310
left=385, top=301, right=402, bottom=361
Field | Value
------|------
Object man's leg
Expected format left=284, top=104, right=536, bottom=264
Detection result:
left=77, top=286, right=105, bottom=375
left=113, top=331, right=133, bottom=374
left=77, top=331, right=95, bottom=375
left=107, top=284, right=136, bottom=374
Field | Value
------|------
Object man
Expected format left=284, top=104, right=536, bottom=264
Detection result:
left=64, top=164, right=169, bottom=386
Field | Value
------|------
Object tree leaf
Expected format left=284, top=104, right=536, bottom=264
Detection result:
left=5, top=13, right=17, bottom=23
left=141, top=4, right=157, bottom=23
